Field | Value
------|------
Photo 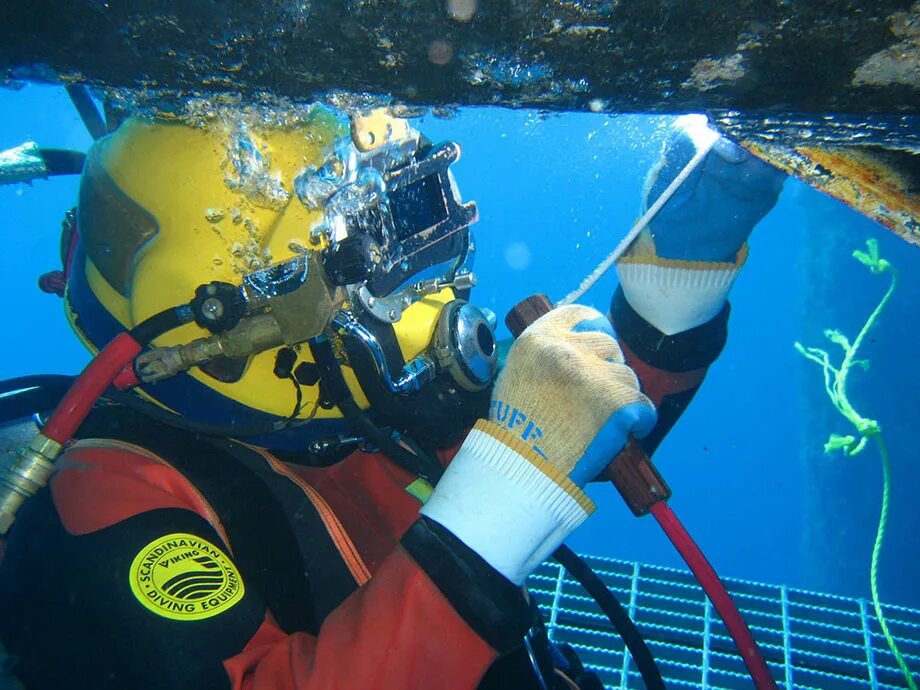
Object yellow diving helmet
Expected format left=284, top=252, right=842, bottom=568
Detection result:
left=66, top=105, right=498, bottom=456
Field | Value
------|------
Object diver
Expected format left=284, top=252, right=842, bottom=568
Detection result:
left=0, top=105, right=784, bottom=689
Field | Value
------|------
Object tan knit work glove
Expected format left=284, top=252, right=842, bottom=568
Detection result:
left=420, top=305, right=657, bottom=584
left=490, top=305, right=655, bottom=483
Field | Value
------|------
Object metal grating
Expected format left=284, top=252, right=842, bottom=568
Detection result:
left=527, top=554, right=920, bottom=689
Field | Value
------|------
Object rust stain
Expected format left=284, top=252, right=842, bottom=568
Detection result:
left=744, top=142, right=920, bottom=249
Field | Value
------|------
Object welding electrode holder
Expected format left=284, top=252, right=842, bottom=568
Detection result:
left=504, top=293, right=671, bottom=516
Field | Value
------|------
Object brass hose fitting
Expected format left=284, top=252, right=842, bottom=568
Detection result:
left=0, top=433, right=62, bottom=534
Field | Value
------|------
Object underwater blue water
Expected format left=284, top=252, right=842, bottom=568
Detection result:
left=2, top=84, right=918, bottom=610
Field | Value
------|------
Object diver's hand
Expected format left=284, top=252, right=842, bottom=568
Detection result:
left=420, top=305, right=656, bottom=585
left=616, top=118, right=786, bottom=336
left=642, top=117, right=786, bottom=263
left=489, top=305, right=656, bottom=485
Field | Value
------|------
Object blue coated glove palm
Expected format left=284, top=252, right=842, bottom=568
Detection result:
left=616, top=117, right=787, bottom=336
left=645, top=118, right=786, bottom=263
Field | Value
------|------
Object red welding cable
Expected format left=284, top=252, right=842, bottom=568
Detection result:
left=650, top=502, right=777, bottom=690
left=41, top=333, right=142, bottom=444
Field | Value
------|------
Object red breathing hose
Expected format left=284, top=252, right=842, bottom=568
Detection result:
left=41, top=333, right=142, bottom=444
left=505, top=294, right=775, bottom=687
left=650, top=502, right=776, bottom=689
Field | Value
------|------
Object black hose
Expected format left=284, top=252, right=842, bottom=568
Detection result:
left=340, top=398, right=443, bottom=483
left=129, top=305, right=194, bottom=347
left=65, top=85, right=107, bottom=140
left=0, top=374, right=282, bottom=439
left=309, top=337, right=443, bottom=483
left=553, top=545, right=665, bottom=690
left=103, top=388, right=291, bottom=439
left=0, top=375, right=74, bottom=422
left=37, top=149, right=86, bottom=176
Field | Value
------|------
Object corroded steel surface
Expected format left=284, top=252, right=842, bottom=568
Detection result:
left=712, top=111, right=919, bottom=247
left=1, top=1, right=918, bottom=116
left=743, top=142, right=920, bottom=248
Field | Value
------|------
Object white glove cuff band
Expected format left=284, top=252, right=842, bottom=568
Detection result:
left=616, top=247, right=747, bottom=335
left=420, top=421, right=595, bottom=585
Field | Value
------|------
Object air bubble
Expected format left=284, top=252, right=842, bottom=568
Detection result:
left=205, top=208, right=225, bottom=223
left=504, top=242, right=532, bottom=271
left=446, top=0, right=477, bottom=22
left=428, top=39, right=454, bottom=66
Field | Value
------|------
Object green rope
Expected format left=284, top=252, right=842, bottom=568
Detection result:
left=870, top=434, right=915, bottom=688
left=795, top=239, right=916, bottom=690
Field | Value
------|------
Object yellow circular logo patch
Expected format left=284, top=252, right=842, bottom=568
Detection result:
left=129, top=533, right=245, bottom=621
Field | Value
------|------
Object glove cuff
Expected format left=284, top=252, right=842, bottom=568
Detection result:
left=616, top=244, right=747, bottom=335
left=420, top=420, right=595, bottom=585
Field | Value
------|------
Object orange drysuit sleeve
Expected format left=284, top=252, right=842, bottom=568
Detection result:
left=0, top=440, right=530, bottom=690
left=609, top=285, right=731, bottom=455
left=226, top=548, right=493, bottom=690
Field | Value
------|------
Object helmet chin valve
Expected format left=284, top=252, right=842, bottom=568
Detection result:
left=332, top=298, right=497, bottom=396
left=432, top=300, right=498, bottom=392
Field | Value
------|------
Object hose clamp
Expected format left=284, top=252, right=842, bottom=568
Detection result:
left=0, top=433, right=63, bottom=534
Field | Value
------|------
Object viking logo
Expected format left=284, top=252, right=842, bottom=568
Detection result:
left=129, top=533, right=245, bottom=621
